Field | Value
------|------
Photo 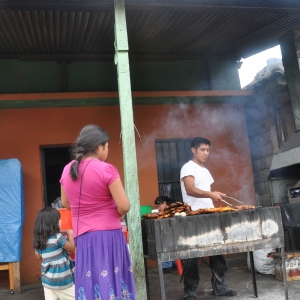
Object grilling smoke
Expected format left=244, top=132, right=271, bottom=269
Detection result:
left=134, top=101, right=256, bottom=205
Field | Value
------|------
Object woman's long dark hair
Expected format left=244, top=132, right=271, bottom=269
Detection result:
left=33, top=207, right=61, bottom=250
left=70, top=124, right=109, bottom=180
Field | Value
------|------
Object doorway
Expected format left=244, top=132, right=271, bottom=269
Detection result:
left=41, top=145, right=72, bottom=207
left=155, top=138, right=192, bottom=201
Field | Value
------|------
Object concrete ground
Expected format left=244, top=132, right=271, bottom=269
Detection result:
left=0, top=253, right=299, bottom=300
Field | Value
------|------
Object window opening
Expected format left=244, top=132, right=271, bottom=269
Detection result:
left=40, top=145, right=72, bottom=207
left=155, top=138, right=192, bottom=201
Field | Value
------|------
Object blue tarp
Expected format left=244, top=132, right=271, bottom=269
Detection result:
left=0, top=159, right=24, bottom=262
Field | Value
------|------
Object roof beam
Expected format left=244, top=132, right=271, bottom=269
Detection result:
left=0, top=90, right=253, bottom=101
left=1, top=0, right=300, bottom=14
left=0, top=1, right=113, bottom=13
left=0, top=90, right=254, bottom=109
left=0, top=54, right=240, bottom=61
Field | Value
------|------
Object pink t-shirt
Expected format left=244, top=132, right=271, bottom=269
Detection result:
left=60, top=159, right=121, bottom=237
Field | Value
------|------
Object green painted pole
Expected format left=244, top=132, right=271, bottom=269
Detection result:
left=114, top=0, right=147, bottom=299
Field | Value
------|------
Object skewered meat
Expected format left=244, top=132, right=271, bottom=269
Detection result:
left=142, top=202, right=255, bottom=219
left=236, top=205, right=255, bottom=210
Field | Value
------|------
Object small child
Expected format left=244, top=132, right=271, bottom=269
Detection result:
left=33, top=207, right=75, bottom=300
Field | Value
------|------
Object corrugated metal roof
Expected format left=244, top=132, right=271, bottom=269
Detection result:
left=1, top=2, right=300, bottom=60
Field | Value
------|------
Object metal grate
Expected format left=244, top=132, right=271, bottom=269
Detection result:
left=155, top=138, right=192, bottom=201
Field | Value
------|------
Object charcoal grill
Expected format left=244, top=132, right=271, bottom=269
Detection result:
left=142, top=206, right=288, bottom=300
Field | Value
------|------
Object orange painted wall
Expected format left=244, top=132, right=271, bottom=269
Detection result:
left=0, top=103, right=255, bottom=286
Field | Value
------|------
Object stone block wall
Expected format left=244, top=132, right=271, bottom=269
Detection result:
left=244, top=96, right=280, bottom=206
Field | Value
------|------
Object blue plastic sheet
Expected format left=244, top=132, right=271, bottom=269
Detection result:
left=0, top=159, right=24, bottom=262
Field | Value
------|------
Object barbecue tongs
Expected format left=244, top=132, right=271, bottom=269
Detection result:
left=221, top=195, right=245, bottom=208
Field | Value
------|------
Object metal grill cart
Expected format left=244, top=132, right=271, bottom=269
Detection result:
left=142, top=207, right=288, bottom=300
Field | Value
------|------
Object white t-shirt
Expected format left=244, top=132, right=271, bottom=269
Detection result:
left=180, top=160, right=214, bottom=210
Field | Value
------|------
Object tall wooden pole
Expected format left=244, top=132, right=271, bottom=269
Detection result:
left=114, top=1, right=147, bottom=299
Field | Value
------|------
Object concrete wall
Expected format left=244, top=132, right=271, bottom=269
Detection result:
left=0, top=59, right=242, bottom=93
left=0, top=59, right=213, bottom=93
left=0, top=103, right=255, bottom=286
left=0, top=58, right=249, bottom=286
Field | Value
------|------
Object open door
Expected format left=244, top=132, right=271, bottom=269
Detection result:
left=40, top=145, right=72, bottom=207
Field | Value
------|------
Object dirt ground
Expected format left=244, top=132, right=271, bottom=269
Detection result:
left=1, top=253, right=299, bottom=300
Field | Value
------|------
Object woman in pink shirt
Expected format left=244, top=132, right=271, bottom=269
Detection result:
left=60, top=124, right=136, bottom=300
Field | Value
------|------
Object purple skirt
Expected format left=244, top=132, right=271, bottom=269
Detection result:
left=75, top=229, right=136, bottom=300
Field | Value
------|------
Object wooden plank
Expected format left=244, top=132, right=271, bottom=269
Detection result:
left=153, top=220, right=162, bottom=254
left=0, top=53, right=240, bottom=61
left=0, top=96, right=254, bottom=109
left=288, top=230, right=296, bottom=251
left=199, top=214, right=222, bottom=248
left=114, top=1, right=147, bottom=299
left=157, top=237, right=284, bottom=261
left=13, top=262, right=21, bottom=294
left=0, top=263, right=9, bottom=270
left=3, top=97, right=254, bottom=108
left=0, top=262, right=20, bottom=293
left=169, top=142, right=180, bottom=181
left=160, top=218, right=174, bottom=252
left=248, top=208, right=263, bottom=241
left=240, top=210, right=259, bottom=242
left=0, top=90, right=254, bottom=101
left=260, top=207, right=282, bottom=239
left=173, top=215, right=193, bottom=252
left=8, top=262, right=14, bottom=292
left=284, top=230, right=291, bottom=251
left=155, top=143, right=164, bottom=183
left=147, top=207, right=285, bottom=261
left=161, top=143, right=172, bottom=182
left=220, top=211, right=243, bottom=244
left=3, top=0, right=300, bottom=14
left=0, top=91, right=118, bottom=101
left=0, top=98, right=120, bottom=109
left=294, top=228, right=300, bottom=250
left=147, top=219, right=158, bottom=259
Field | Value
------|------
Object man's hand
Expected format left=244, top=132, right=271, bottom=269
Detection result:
left=209, top=191, right=225, bottom=202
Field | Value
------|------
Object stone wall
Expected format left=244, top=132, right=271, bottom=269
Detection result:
left=244, top=95, right=279, bottom=206
left=244, top=87, right=294, bottom=206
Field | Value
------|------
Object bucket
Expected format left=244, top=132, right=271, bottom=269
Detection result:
left=57, top=208, right=72, bottom=231
left=140, top=205, right=152, bottom=218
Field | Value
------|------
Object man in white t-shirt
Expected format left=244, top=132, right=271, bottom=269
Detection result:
left=180, top=137, right=237, bottom=300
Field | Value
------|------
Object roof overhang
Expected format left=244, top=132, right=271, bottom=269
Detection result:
left=2, top=0, right=300, bottom=13
left=1, top=0, right=300, bottom=60
left=270, top=130, right=300, bottom=171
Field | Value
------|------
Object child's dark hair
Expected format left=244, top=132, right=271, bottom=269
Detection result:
left=70, top=124, right=109, bottom=180
left=191, top=137, right=211, bottom=149
left=155, top=196, right=178, bottom=205
left=33, top=207, right=61, bottom=250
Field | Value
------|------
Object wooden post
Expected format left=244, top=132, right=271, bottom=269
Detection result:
left=114, top=0, right=147, bottom=299
left=13, top=262, right=21, bottom=294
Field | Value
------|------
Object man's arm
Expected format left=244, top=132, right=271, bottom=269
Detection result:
left=183, top=176, right=224, bottom=202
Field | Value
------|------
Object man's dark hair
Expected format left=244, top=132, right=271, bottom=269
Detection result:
left=155, top=196, right=177, bottom=205
left=191, top=137, right=211, bottom=149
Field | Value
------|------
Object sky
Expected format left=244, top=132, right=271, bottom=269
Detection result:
left=238, top=45, right=282, bottom=88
